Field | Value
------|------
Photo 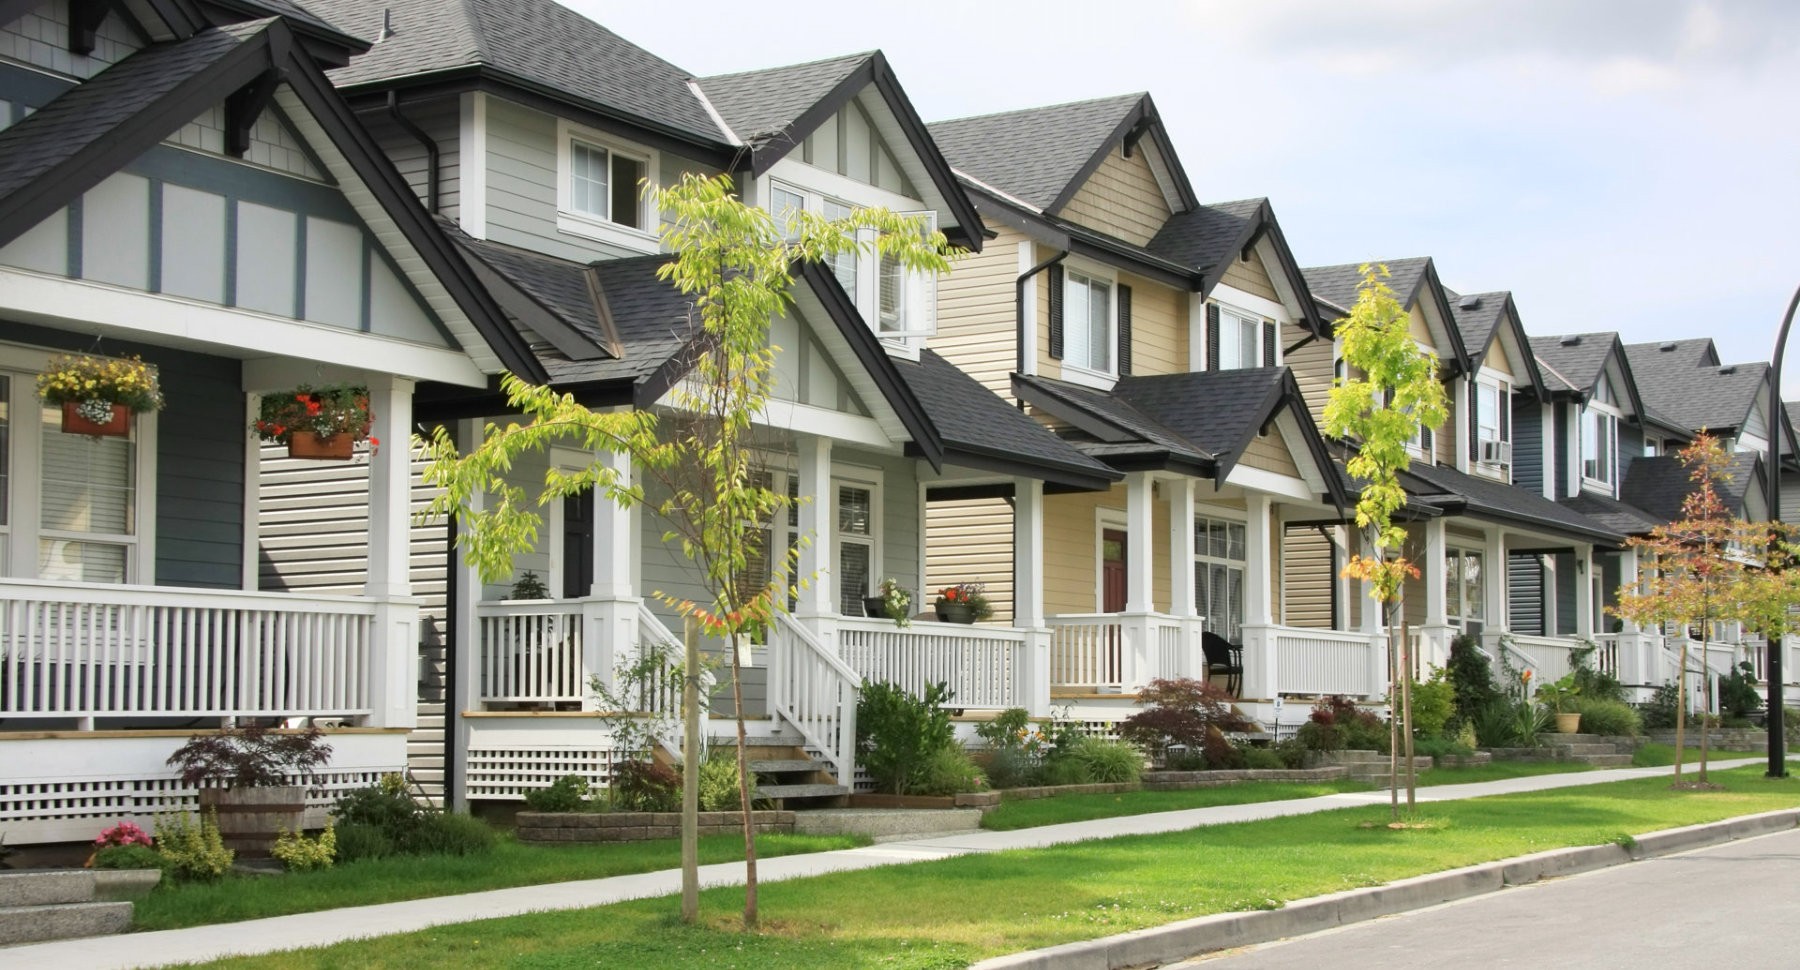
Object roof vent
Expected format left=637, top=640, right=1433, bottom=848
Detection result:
left=377, top=8, right=394, bottom=42
left=1660, top=342, right=1678, bottom=352
left=1720, top=365, right=1738, bottom=375
left=1458, top=295, right=1481, bottom=310
left=1560, top=335, right=1581, bottom=346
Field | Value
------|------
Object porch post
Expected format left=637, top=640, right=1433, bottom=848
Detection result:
left=364, top=376, right=418, bottom=731
left=1573, top=542, right=1595, bottom=637
left=449, top=418, right=484, bottom=810
left=1124, top=472, right=1156, bottom=613
left=1618, top=546, right=1654, bottom=694
left=1484, top=528, right=1507, bottom=643
left=1420, top=518, right=1454, bottom=668
left=794, top=434, right=835, bottom=647
left=1239, top=493, right=1277, bottom=699
left=1013, top=477, right=1050, bottom=715
left=582, top=445, right=635, bottom=709
left=1167, top=478, right=1199, bottom=681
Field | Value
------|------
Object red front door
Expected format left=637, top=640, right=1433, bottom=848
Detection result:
left=1102, top=529, right=1127, bottom=684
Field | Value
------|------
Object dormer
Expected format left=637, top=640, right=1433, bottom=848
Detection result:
left=1445, top=290, right=1546, bottom=485
left=698, top=52, right=985, bottom=361
left=1530, top=332, right=1645, bottom=502
left=1625, top=337, right=1774, bottom=458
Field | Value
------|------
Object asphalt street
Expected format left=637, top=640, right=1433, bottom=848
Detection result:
left=1184, top=826, right=1800, bottom=969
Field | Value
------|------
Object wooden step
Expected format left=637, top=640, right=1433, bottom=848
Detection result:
left=748, top=759, right=821, bottom=774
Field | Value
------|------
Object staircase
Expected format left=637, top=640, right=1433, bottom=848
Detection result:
left=1537, top=733, right=1636, bottom=767
left=1317, top=750, right=1435, bottom=786
left=409, top=702, right=446, bottom=807
left=711, top=731, right=850, bottom=808
left=0, top=871, right=132, bottom=947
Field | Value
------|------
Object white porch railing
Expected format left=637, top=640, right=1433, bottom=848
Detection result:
left=1267, top=626, right=1379, bottom=697
left=475, top=600, right=585, bottom=707
left=768, top=616, right=858, bottom=784
left=1047, top=612, right=1201, bottom=692
left=0, top=579, right=375, bottom=721
left=836, top=616, right=1026, bottom=710
left=1592, top=633, right=1621, bottom=677
left=1493, top=633, right=1583, bottom=687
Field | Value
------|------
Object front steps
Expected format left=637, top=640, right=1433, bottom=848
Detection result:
left=708, top=731, right=850, bottom=808
left=409, top=702, right=446, bottom=807
left=1317, top=750, right=1438, bottom=786
left=1539, top=733, right=1637, bottom=767
left=0, top=871, right=132, bottom=947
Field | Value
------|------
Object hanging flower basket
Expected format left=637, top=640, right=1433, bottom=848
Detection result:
left=36, top=353, right=164, bottom=439
left=253, top=384, right=377, bottom=461
left=932, top=582, right=993, bottom=624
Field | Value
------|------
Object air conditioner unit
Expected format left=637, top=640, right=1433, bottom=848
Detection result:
left=1480, top=440, right=1511, bottom=465
left=1582, top=458, right=1602, bottom=480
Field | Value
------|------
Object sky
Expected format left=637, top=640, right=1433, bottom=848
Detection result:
left=571, top=0, right=1800, bottom=387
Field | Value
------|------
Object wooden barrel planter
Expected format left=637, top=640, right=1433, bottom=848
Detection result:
left=199, top=786, right=305, bottom=858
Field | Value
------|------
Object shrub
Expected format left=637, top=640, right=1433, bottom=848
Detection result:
left=974, top=708, right=1035, bottom=751
left=1118, top=678, right=1251, bottom=762
left=610, top=759, right=680, bottom=812
left=272, top=823, right=336, bottom=871
left=94, top=820, right=154, bottom=850
left=523, top=774, right=591, bottom=813
left=1719, top=662, right=1762, bottom=720
left=1571, top=662, right=1628, bottom=704
left=1039, top=755, right=1092, bottom=787
left=331, top=774, right=494, bottom=859
left=1297, top=695, right=1389, bottom=753
left=93, top=844, right=163, bottom=871
left=911, top=745, right=986, bottom=796
left=977, top=747, right=1041, bottom=790
left=1409, top=670, right=1456, bottom=738
left=333, top=822, right=394, bottom=863
left=165, top=725, right=332, bottom=791
left=1640, top=682, right=1681, bottom=730
left=399, top=812, right=496, bottom=856
left=1572, top=696, right=1643, bottom=737
left=1068, top=737, right=1143, bottom=783
left=1241, top=746, right=1286, bottom=771
left=155, top=811, right=233, bottom=882
left=1273, top=737, right=1309, bottom=769
left=1412, top=734, right=1475, bottom=759
left=333, top=774, right=421, bottom=834
left=855, top=681, right=958, bottom=795
left=1446, top=634, right=1500, bottom=726
left=1473, top=696, right=1529, bottom=747
left=698, top=749, right=751, bottom=811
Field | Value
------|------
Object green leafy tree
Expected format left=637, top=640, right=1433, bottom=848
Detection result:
left=422, top=173, right=954, bottom=927
left=1322, top=265, right=1449, bottom=816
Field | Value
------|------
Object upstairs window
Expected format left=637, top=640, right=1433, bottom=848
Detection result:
left=1475, top=380, right=1511, bottom=471
left=1217, top=307, right=1262, bottom=370
left=1582, top=405, right=1618, bottom=488
left=557, top=123, right=659, bottom=253
left=1063, top=270, right=1114, bottom=375
left=767, top=181, right=933, bottom=354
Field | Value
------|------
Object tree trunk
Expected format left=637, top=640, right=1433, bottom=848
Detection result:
left=730, top=632, right=758, bottom=929
left=1401, top=618, right=1416, bottom=811
left=1698, top=633, right=1711, bottom=783
left=1673, top=638, right=1688, bottom=784
left=681, top=618, right=701, bottom=923
left=1385, top=604, right=1398, bottom=821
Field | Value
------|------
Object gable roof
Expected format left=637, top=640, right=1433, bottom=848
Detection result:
left=697, top=51, right=985, bottom=250
left=0, top=16, right=542, bottom=381
left=1402, top=461, right=1624, bottom=545
left=1625, top=340, right=1766, bottom=437
left=1443, top=288, right=1546, bottom=398
left=1303, top=257, right=1470, bottom=373
left=302, top=0, right=726, bottom=149
left=1621, top=451, right=1764, bottom=524
left=927, top=92, right=1196, bottom=216
left=1527, top=332, right=1649, bottom=425
left=1146, top=198, right=1326, bottom=337
left=202, top=0, right=368, bottom=62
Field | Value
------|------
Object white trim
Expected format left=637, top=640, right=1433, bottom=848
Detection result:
left=0, top=269, right=489, bottom=387
left=832, top=472, right=882, bottom=611
left=1020, top=239, right=1040, bottom=378
left=1223, top=464, right=1314, bottom=502
left=554, top=120, right=661, bottom=255
left=1208, top=283, right=1289, bottom=326
left=1210, top=298, right=1274, bottom=370
left=459, top=92, right=488, bottom=238
left=764, top=158, right=926, bottom=214
left=750, top=397, right=896, bottom=450
left=241, top=392, right=259, bottom=591
left=1540, top=401, right=1556, bottom=501
left=948, top=166, right=1043, bottom=215
left=686, top=79, right=743, bottom=146
left=1188, top=295, right=1206, bottom=373
left=1059, top=260, right=1119, bottom=384
left=1094, top=506, right=1127, bottom=612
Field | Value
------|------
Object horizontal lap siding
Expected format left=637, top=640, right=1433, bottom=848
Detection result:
left=1288, top=338, right=1334, bottom=425
left=1221, top=250, right=1279, bottom=303
left=935, top=227, right=1025, bottom=397
left=1059, top=148, right=1169, bottom=247
left=1240, top=432, right=1300, bottom=477
left=364, top=95, right=461, bottom=221
left=1122, top=274, right=1184, bottom=376
left=1043, top=485, right=1170, bottom=616
left=1512, top=397, right=1544, bottom=493
left=924, top=497, right=1014, bottom=625
left=1282, top=525, right=1334, bottom=628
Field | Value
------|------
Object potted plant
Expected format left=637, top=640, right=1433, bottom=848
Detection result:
left=865, top=578, right=912, bottom=627
left=933, top=582, right=993, bottom=624
left=510, top=570, right=551, bottom=600
left=166, top=725, right=333, bottom=857
left=36, top=353, right=165, bottom=437
left=253, top=384, right=377, bottom=460
left=1536, top=672, right=1582, bottom=734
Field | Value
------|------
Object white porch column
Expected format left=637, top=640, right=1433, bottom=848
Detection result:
left=581, top=446, right=635, bottom=708
left=1168, top=478, right=1196, bottom=618
left=1483, top=528, right=1507, bottom=640
left=1239, top=494, right=1278, bottom=699
left=1573, top=542, right=1595, bottom=636
left=364, top=376, right=418, bottom=731
left=794, top=434, right=834, bottom=646
left=1419, top=518, right=1455, bottom=670
left=449, top=418, right=483, bottom=811
left=1013, top=477, right=1050, bottom=715
left=1124, top=472, right=1156, bottom=613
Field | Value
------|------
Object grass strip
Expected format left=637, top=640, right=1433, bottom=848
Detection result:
left=979, top=780, right=1372, bottom=831
left=133, top=833, right=864, bottom=932
left=179, top=765, right=1800, bottom=970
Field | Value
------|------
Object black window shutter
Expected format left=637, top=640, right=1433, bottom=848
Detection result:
left=1205, top=303, right=1220, bottom=371
left=1468, top=380, right=1479, bottom=461
left=1117, top=284, right=1133, bottom=375
left=1047, top=264, right=1065, bottom=360
left=1500, top=390, right=1511, bottom=440
left=1421, top=425, right=1434, bottom=456
left=1262, top=321, right=1277, bottom=367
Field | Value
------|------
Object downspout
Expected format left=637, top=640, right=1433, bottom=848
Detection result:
left=1016, top=250, right=1069, bottom=394
left=442, top=513, right=458, bottom=811
left=387, top=91, right=440, bottom=213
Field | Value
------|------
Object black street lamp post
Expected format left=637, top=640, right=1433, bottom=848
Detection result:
left=1764, top=284, right=1800, bottom=778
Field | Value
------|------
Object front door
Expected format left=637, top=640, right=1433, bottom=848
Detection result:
left=1101, top=528, right=1127, bottom=685
left=561, top=492, right=594, bottom=600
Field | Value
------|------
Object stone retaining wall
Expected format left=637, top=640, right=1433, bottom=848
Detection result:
left=516, top=810, right=795, bottom=844
left=1645, top=729, right=1769, bottom=749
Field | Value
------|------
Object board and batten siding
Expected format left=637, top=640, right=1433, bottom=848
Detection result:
left=924, top=496, right=1015, bottom=625
left=1281, top=524, right=1335, bottom=629
left=933, top=226, right=1024, bottom=397
left=797, top=95, right=919, bottom=198
left=1059, top=145, right=1170, bottom=247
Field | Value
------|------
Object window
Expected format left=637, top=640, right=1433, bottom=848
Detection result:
left=1216, top=307, right=1262, bottom=370
left=1476, top=380, right=1511, bottom=469
left=877, top=252, right=905, bottom=334
left=822, top=199, right=857, bottom=295
left=769, top=182, right=807, bottom=237
left=38, top=404, right=136, bottom=583
left=837, top=483, right=876, bottom=615
left=1064, top=270, right=1113, bottom=374
left=568, top=140, right=646, bottom=228
left=0, top=376, right=8, bottom=568
left=1194, top=515, right=1247, bottom=643
left=1645, top=439, right=1660, bottom=457
left=764, top=181, right=932, bottom=351
left=1444, top=546, right=1484, bottom=634
left=1582, top=405, right=1617, bottom=487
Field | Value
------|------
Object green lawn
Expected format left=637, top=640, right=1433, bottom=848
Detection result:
left=1633, top=743, right=1766, bottom=767
left=179, top=766, right=1800, bottom=970
left=979, top=780, right=1373, bottom=831
left=133, top=833, right=864, bottom=932
left=1414, top=758, right=1598, bottom=786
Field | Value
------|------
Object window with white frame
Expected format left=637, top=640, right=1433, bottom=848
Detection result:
left=1194, top=515, right=1247, bottom=643
left=1476, top=380, right=1511, bottom=470
left=1064, top=269, right=1114, bottom=375
left=557, top=124, right=658, bottom=252
left=1216, top=306, right=1263, bottom=370
left=38, top=403, right=137, bottom=583
left=1582, top=403, right=1618, bottom=488
left=822, top=198, right=857, bottom=295
left=836, top=481, right=878, bottom=615
left=0, top=376, right=9, bottom=569
left=1444, top=545, right=1484, bottom=634
left=769, top=182, right=807, bottom=237
left=765, top=182, right=933, bottom=351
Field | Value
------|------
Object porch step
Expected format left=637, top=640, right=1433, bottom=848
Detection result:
left=0, top=871, right=134, bottom=947
left=756, top=783, right=853, bottom=802
left=747, top=759, right=821, bottom=774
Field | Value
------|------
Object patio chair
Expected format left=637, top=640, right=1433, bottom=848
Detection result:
left=1202, top=631, right=1244, bottom=697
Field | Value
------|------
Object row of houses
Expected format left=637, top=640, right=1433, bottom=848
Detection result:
left=0, top=0, right=1791, bottom=842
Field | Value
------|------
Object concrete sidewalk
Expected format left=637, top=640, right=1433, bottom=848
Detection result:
left=3, top=757, right=1771, bottom=970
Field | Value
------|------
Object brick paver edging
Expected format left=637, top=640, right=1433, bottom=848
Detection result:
left=968, top=808, right=1800, bottom=969
left=516, top=810, right=795, bottom=843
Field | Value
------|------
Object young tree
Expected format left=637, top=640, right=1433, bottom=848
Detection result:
left=1615, top=433, right=1757, bottom=786
left=421, top=173, right=954, bottom=927
left=1322, top=265, right=1449, bottom=817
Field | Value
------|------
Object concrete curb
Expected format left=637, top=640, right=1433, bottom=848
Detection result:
left=969, top=808, right=1800, bottom=970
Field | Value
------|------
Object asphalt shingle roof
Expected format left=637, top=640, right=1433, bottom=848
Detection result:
left=1558, top=492, right=1664, bottom=537
left=926, top=93, right=1144, bottom=211
left=217, top=0, right=363, bottom=44
left=1625, top=341, right=1764, bottom=435
left=1012, top=374, right=1213, bottom=467
left=1444, top=289, right=1509, bottom=360
left=1528, top=333, right=1619, bottom=397
left=1112, top=367, right=1289, bottom=463
left=1302, top=258, right=1432, bottom=316
left=0, top=23, right=262, bottom=203
left=1403, top=461, right=1624, bottom=543
left=1144, top=199, right=1262, bottom=274
left=1621, top=451, right=1761, bottom=523
left=303, top=0, right=723, bottom=144
left=449, top=231, right=613, bottom=356
left=698, top=53, right=870, bottom=144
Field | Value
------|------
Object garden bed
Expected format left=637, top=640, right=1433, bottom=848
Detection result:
left=517, top=810, right=795, bottom=844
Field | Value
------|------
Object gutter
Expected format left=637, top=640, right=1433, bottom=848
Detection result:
left=387, top=90, right=439, bottom=213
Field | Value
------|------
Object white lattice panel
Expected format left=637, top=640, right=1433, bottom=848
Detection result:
left=465, top=746, right=633, bottom=801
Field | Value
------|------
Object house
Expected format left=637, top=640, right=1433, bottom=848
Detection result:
left=923, top=94, right=1375, bottom=728
left=293, top=0, right=1123, bottom=807
left=0, top=1, right=542, bottom=843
